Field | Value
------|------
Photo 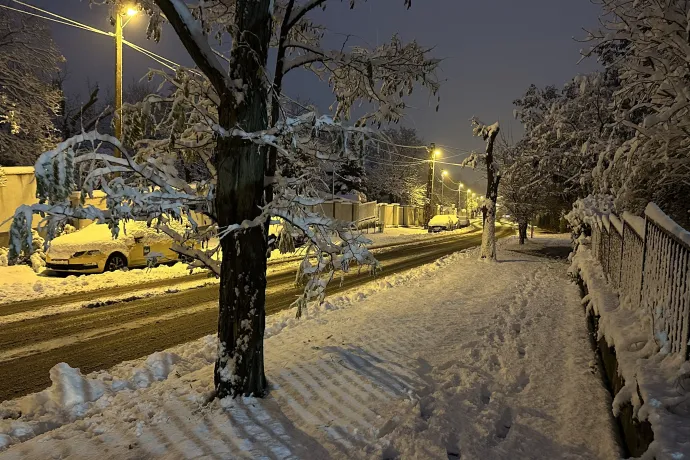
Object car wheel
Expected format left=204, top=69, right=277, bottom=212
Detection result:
left=105, top=253, right=127, bottom=272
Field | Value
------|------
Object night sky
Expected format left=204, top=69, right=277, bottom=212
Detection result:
left=29, top=0, right=602, bottom=189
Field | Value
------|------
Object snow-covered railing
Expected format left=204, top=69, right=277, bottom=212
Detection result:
left=641, top=204, right=690, bottom=357
left=608, top=215, right=624, bottom=290
left=590, top=203, right=690, bottom=359
left=620, top=214, right=645, bottom=311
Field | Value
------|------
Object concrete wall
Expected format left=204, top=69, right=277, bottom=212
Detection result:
left=0, top=167, right=38, bottom=245
left=69, top=191, right=108, bottom=229
left=0, top=167, right=38, bottom=233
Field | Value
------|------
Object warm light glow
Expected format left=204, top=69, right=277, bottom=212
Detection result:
left=433, top=149, right=441, bottom=157
left=442, top=170, right=448, bottom=177
left=467, top=189, right=471, bottom=193
left=459, top=183, right=464, bottom=189
left=126, top=7, right=138, bottom=16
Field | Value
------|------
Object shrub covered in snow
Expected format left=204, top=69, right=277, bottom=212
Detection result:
left=564, top=194, right=615, bottom=249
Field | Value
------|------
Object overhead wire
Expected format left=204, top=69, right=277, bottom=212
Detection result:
left=6, top=1, right=480, bottom=161
left=11, top=0, right=110, bottom=35
left=4, top=0, right=189, bottom=74
left=0, top=3, right=108, bottom=35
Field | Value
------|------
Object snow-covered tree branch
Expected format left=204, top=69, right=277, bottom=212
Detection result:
left=0, top=6, right=63, bottom=166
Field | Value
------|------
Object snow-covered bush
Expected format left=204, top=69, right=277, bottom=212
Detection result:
left=0, top=247, right=8, bottom=267
left=584, top=0, right=690, bottom=227
left=565, top=194, right=615, bottom=249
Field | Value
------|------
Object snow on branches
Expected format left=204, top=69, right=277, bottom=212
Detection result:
left=8, top=111, right=380, bottom=308
left=583, top=0, right=690, bottom=225
left=0, top=6, right=63, bottom=167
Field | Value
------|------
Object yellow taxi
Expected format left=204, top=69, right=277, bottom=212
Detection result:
left=45, top=219, right=192, bottom=273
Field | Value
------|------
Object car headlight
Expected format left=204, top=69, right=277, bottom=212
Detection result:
left=72, top=250, right=102, bottom=258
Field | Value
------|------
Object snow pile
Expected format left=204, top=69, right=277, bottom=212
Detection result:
left=0, top=236, right=620, bottom=459
left=570, top=245, right=690, bottom=460
left=0, top=336, right=218, bottom=450
left=0, top=262, right=206, bottom=306
left=367, top=221, right=483, bottom=247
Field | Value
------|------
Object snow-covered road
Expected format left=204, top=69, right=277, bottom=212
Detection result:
left=0, top=235, right=621, bottom=459
left=0, top=226, right=514, bottom=401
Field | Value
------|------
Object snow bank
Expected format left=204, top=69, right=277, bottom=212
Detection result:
left=570, top=246, right=690, bottom=460
left=0, top=262, right=206, bottom=306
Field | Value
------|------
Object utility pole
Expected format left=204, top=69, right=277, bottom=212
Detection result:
left=440, top=176, right=444, bottom=204
left=113, top=6, right=137, bottom=153
left=424, top=143, right=436, bottom=226
left=114, top=11, right=123, bottom=150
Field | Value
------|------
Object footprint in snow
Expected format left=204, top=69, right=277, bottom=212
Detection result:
left=494, top=407, right=513, bottom=440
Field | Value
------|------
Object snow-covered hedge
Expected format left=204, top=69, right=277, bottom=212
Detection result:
left=1, top=224, right=76, bottom=272
left=564, top=194, right=615, bottom=249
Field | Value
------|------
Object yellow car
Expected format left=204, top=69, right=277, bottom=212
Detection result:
left=45, top=219, right=193, bottom=273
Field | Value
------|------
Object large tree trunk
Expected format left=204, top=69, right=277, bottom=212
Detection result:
left=518, top=220, right=528, bottom=245
left=480, top=126, right=500, bottom=261
left=213, top=0, right=272, bottom=399
left=153, top=0, right=272, bottom=398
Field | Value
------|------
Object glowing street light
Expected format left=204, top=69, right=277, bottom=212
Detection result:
left=126, top=7, right=138, bottom=16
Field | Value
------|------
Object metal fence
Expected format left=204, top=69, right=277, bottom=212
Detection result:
left=591, top=204, right=690, bottom=358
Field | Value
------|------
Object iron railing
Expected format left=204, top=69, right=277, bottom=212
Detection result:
left=590, top=204, right=690, bottom=358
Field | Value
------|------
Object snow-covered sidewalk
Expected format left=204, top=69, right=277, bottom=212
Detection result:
left=0, top=235, right=620, bottom=459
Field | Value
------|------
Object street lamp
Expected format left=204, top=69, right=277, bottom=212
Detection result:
left=114, top=4, right=138, bottom=148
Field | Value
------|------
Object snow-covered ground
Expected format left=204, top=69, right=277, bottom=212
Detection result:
left=0, top=235, right=620, bottom=459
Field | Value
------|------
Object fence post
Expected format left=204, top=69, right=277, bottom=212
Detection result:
left=618, top=224, right=625, bottom=288
left=638, top=216, right=650, bottom=327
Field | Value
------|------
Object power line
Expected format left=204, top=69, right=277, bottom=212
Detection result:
left=0, top=3, right=107, bottom=35
left=11, top=0, right=110, bottom=35
left=6, top=1, right=481, bottom=162
left=2, top=1, right=188, bottom=73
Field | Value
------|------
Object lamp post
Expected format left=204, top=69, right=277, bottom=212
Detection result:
left=425, top=145, right=441, bottom=224
left=114, top=5, right=138, bottom=150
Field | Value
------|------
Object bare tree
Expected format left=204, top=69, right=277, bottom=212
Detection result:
left=0, top=5, right=63, bottom=166
left=463, top=119, right=500, bottom=260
